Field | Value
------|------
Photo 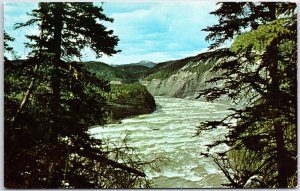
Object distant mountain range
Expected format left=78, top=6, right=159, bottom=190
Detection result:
left=131, top=60, right=157, bottom=68
left=110, top=60, right=156, bottom=68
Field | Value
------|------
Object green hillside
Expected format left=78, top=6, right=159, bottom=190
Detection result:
left=83, top=61, right=151, bottom=83
left=115, top=64, right=150, bottom=79
left=83, top=61, right=126, bottom=81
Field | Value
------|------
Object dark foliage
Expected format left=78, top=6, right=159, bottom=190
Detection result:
left=5, top=2, right=151, bottom=188
left=198, top=2, right=297, bottom=188
left=4, top=31, right=19, bottom=60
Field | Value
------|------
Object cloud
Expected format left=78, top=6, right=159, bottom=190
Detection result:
left=4, top=2, right=218, bottom=63
left=102, top=2, right=158, bottom=15
left=100, top=2, right=218, bottom=64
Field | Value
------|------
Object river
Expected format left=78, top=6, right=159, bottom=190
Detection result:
left=89, top=96, right=231, bottom=188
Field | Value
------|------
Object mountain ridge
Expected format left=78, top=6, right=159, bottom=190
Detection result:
left=83, top=50, right=226, bottom=100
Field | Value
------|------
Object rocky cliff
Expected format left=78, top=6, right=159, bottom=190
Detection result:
left=141, top=51, right=221, bottom=99
left=141, top=68, right=211, bottom=99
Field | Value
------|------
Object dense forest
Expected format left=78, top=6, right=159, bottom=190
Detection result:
left=4, top=2, right=154, bottom=188
left=4, top=1, right=297, bottom=189
left=197, top=2, right=297, bottom=188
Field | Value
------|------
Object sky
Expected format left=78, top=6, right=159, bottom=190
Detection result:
left=4, top=1, right=218, bottom=65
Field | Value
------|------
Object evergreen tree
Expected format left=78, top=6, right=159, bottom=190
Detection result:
left=4, top=31, right=14, bottom=52
left=5, top=2, right=150, bottom=188
left=197, top=2, right=297, bottom=188
left=4, top=31, right=19, bottom=60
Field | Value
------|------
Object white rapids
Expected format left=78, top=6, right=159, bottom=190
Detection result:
left=89, top=96, right=231, bottom=188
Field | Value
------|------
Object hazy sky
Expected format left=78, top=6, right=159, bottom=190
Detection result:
left=4, top=2, right=218, bottom=65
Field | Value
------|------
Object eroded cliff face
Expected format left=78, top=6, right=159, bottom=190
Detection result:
left=141, top=53, right=246, bottom=107
left=141, top=57, right=217, bottom=99
left=142, top=70, right=212, bottom=99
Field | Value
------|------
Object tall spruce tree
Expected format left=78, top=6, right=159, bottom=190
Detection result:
left=197, top=2, right=297, bottom=188
left=5, top=2, right=150, bottom=188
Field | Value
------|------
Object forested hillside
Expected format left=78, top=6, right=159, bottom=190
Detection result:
left=106, top=84, right=156, bottom=121
left=83, top=61, right=151, bottom=83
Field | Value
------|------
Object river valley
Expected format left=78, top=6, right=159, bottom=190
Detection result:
left=89, top=96, right=232, bottom=188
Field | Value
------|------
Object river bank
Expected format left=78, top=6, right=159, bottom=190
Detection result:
left=105, top=83, right=156, bottom=122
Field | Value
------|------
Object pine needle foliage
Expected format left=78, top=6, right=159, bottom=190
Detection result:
left=197, top=2, right=297, bottom=188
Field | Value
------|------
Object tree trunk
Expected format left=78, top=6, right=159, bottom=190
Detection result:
left=12, top=64, right=38, bottom=124
left=268, top=38, right=288, bottom=187
left=51, top=4, right=63, bottom=136
left=47, top=4, right=64, bottom=187
left=273, top=121, right=288, bottom=187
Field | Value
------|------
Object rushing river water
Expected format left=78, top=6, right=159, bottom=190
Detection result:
left=89, top=96, right=231, bottom=188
